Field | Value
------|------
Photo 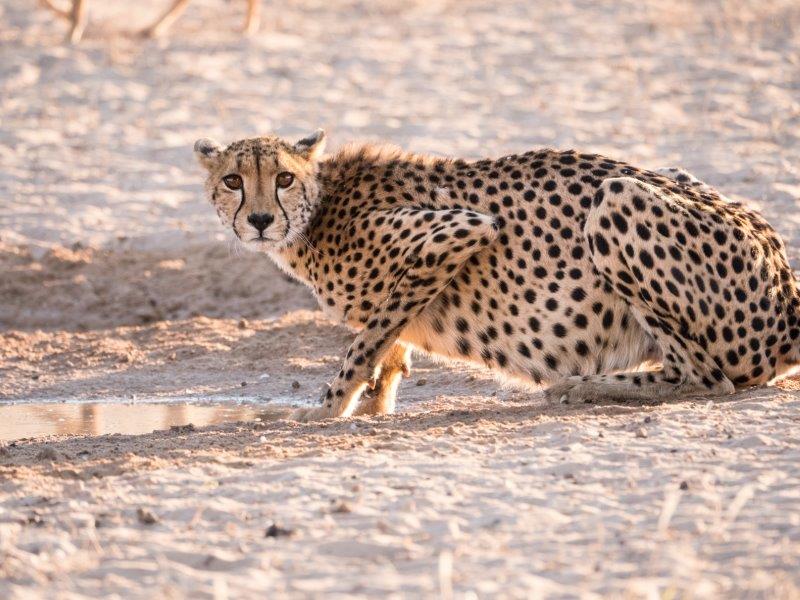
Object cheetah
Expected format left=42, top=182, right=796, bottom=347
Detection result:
left=194, top=130, right=800, bottom=420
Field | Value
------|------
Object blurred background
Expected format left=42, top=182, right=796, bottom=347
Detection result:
left=3, top=0, right=799, bottom=248
left=1, top=0, right=799, bottom=414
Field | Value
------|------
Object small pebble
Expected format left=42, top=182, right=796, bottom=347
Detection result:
left=265, top=523, right=294, bottom=538
left=416, top=378, right=427, bottom=386
left=644, top=416, right=651, bottom=423
left=679, top=481, right=689, bottom=491
left=26, top=513, right=45, bottom=527
left=35, top=447, right=58, bottom=461
left=292, top=381, right=301, bottom=390
left=330, top=500, right=352, bottom=514
left=241, top=381, right=247, bottom=387
left=136, top=508, right=158, bottom=525
left=170, top=423, right=195, bottom=433
left=635, top=427, right=648, bottom=438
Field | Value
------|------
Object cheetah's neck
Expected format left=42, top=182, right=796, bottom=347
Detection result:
left=265, top=152, right=354, bottom=289
left=269, top=144, right=453, bottom=290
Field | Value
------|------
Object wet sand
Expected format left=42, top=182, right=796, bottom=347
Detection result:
left=0, top=401, right=294, bottom=440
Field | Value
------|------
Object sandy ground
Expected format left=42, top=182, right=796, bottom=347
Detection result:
left=2, top=0, right=800, bottom=597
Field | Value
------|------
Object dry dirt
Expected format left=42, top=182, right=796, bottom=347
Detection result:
left=2, top=0, right=800, bottom=598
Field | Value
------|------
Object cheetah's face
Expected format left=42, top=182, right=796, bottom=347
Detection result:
left=193, top=130, right=326, bottom=252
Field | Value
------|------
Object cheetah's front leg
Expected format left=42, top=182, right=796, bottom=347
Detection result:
left=352, top=342, right=412, bottom=416
left=292, top=208, right=498, bottom=421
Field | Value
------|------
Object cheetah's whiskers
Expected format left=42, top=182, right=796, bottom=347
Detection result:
left=288, top=226, right=319, bottom=256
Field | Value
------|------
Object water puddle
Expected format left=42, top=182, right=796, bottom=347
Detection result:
left=0, top=400, right=294, bottom=441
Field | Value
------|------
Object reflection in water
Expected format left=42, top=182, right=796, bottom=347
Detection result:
left=0, top=401, right=291, bottom=441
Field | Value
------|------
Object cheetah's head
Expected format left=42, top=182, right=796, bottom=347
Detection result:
left=194, top=130, right=326, bottom=252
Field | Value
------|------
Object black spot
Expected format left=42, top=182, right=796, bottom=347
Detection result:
left=570, top=288, right=586, bottom=302
left=593, top=233, right=610, bottom=256
left=528, top=316, right=541, bottom=332
left=610, top=212, right=628, bottom=234
left=731, top=256, right=744, bottom=273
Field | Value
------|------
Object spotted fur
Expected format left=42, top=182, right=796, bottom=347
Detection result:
left=194, top=132, right=800, bottom=420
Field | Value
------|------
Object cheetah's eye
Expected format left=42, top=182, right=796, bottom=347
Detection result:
left=222, top=174, right=243, bottom=190
left=276, top=172, right=294, bottom=189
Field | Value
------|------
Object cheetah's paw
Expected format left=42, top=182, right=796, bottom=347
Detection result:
left=544, top=377, right=592, bottom=405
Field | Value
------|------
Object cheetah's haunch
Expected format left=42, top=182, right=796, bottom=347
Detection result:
left=194, top=131, right=800, bottom=420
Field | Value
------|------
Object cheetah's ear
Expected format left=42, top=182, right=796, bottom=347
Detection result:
left=293, top=129, right=326, bottom=161
left=194, top=138, right=224, bottom=169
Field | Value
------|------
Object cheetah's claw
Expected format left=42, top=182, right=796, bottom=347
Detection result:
left=544, top=377, right=588, bottom=405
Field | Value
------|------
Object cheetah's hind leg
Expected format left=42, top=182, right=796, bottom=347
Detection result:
left=544, top=176, right=735, bottom=405
left=353, top=342, right=412, bottom=416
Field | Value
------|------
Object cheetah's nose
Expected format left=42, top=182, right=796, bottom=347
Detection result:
left=247, top=212, right=274, bottom=234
